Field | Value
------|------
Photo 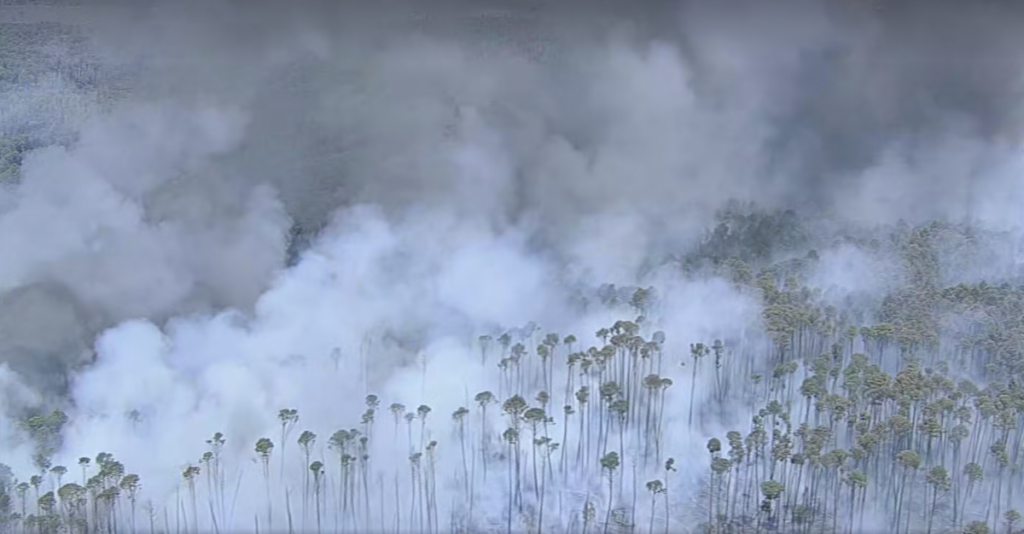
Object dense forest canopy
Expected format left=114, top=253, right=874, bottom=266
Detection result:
left=2, top=1, right=1024, bottom=534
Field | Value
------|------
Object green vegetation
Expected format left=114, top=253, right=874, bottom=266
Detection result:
left=0, top=18, right=133, bottom=181
left=0, top=135, right=29, bottom=182
left=0, top=22, right=94, bottom=88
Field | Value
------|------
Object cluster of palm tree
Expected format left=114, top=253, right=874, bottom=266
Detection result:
left=2, top=217, right=1024, bottom=534
left=689, top=219, right=1024, bottom=534
left=1, top=308, right=686, bottom=534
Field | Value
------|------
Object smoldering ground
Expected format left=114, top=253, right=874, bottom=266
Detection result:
left=0, top=0, right=1023, bottom=531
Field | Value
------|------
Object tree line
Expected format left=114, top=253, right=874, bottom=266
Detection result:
left=2, top=214, right=1024, bottom=534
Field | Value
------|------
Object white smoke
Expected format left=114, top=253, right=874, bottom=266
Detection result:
left=32, top=197, right=756, bottom=529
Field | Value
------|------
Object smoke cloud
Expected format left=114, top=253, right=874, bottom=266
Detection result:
left=1, top=0, right=1023, bottom=530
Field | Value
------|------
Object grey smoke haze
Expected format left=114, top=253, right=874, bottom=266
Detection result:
left=0, top=0, right=1020, bottom=411
left=50, top=0, right=1024, bottom=225
left=0, top=0, right=1023, bottom=529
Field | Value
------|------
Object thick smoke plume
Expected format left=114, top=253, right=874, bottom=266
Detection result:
left=1, top=0, right=1024, bottom=532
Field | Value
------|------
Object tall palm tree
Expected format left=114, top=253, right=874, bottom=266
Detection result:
left=182, top=465, right=200, bottom=534
left=119, top=473, right=141, bottom=533
left=645, top=480, right=664, bottom=534
left=297, top=430, right=317, bottom=528
left=254, top=438, right=275, bottom=532
left=328, top=430, right=354, bottom=530
left=204, top=432, right=227, bottom=523
left=417, top=405, right=432, bottom=450
left=309, top=461, right=324, bottom=534
left=896, top=449, right=921, bottom=534
left=600, top=452, right=620, bottom=534
left=77, top=458, right=90, bottom=487
left=452, top=407, right=470, bottom=497
left=688, top=343, right=710, bottom=428
left=502, top=428, right=519, bottom=534
left=925, top=466, right=950, bottom=534
left=503, top=396, right=527, bottom=509
left=277, top=409, right=299, bottom=480
left=475, top=391, right=496, bottom=480
left=389, top=403, right=406, bottom=440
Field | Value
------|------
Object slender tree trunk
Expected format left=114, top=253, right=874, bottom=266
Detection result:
left=664, top=474, right=671, bottom=534
left=604, top=473, right=614, bottom=534
left=688, top=360, right=698, bottom=428
left=507, top=438, right=514, bottom=534
left=459, top=425, right=469, bottom=498
left=538, top=449, right=547, bottom=534
left=649, top=496, right=657, bottom=534
left=313, top=474, right=322, bottom=534
left=285, top=489, right=294, bottom=534
left=394, top=474, right=401, bottom=534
